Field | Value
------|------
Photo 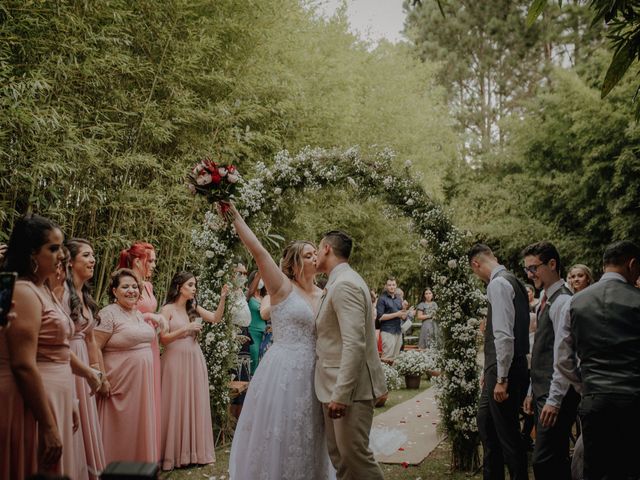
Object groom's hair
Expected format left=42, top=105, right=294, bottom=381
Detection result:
left=322, top=230, right=352, bottom=260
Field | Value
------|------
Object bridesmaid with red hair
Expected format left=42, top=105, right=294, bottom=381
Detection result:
left=118, top=242, right=165, bottom=458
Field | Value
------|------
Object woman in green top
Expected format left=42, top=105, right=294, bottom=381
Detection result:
left=246, top=270, right=267, bottom=375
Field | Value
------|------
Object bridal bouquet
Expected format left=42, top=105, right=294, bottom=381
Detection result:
left=187, top=157, right=241, bottom=217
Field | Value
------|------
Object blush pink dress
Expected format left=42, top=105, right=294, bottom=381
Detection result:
left=160, top=310, right=215, bottom=470
left=137, top=281, right=162, bottom=458
left=0, top=281, right=78, bottom=479
left=63, top=286, right=106, bottom=479
left=96, top=303, right=157, bottom=464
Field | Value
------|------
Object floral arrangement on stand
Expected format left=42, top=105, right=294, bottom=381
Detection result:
left=191, top=147, right=485, bottom=469
left=393, top=350, right=436, bottom=378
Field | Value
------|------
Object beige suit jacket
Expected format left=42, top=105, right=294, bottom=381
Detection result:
left=314, top=263, right=387, bottom=405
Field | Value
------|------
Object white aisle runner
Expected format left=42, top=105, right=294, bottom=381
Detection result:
left=370, top=386, right=443, bottom=465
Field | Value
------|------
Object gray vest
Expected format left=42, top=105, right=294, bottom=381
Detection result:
left=571, top=278, right=640, bottom=395
left=531, top=285, right=572, bottom=400
left=484, top=270, right=530, bottom=373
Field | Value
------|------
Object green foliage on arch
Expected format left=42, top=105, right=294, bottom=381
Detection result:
left=194, top=147, right=484, bottom=468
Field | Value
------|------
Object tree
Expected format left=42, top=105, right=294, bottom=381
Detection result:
left=527, top=1, right=640, bottom=115
left=406, top=0, right=601, bottom=161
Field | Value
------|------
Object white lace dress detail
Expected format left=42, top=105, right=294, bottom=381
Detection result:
left=228, top=289, right=335, bottom=480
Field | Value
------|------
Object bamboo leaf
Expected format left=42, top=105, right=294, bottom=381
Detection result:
left=526, top=0, right=548, bottom=28
left=601, top=43, right=635, bottom=98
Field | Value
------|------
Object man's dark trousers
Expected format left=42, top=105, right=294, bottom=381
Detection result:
left=478, top=358, right=529, bottom=480
left=532, top=387, right=579, bottom=479
left=579, top=393, right=640, bottom=480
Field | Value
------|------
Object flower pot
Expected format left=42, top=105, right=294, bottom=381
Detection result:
left=405, top=374, right=421, bottom=389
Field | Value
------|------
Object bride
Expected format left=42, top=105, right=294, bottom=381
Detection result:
left=227, top=205, right=335, bottom=480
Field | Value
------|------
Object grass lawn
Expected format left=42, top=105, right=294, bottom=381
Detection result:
left=160, top=380, right=484, bottom=479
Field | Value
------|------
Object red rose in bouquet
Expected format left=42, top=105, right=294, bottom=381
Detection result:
left=187, top=157, right=242, bottom=218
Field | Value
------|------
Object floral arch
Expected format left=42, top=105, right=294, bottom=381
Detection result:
left=191, top=147, right=484, bottom=469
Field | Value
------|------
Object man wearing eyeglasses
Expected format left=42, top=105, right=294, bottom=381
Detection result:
left=521, top=242, right=577, bottom=479
left=555, top=241, right=640, bottom=480
left=468, top=244, right=529, bottom=480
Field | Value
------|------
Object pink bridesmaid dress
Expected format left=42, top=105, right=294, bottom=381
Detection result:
left=137, top=281, right=162, bottom=458
left=96, top=303, right=157, bottom=464
left=160, top=312, right=215, bottom=470
left=0, top=281, right=79, bottom=479
left=63, top=286, right=106, bottom=479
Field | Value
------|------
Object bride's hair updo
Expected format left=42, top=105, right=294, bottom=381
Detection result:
left=281, top=240, right=316, bottom=281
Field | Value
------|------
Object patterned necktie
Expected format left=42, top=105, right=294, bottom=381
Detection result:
left=538, top=293, right=548, bottom=316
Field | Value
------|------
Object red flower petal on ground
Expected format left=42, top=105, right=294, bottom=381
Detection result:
left=398, top=447, right=405, bottom=451
left=401, top=462, right=409, bottom=468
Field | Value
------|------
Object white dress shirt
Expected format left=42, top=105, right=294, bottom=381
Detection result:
left=487, top=265, right=515, bottom=378
left=540, top=280, right=572, bottom=408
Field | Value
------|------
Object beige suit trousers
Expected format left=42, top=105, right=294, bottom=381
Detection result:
left=322, top=400, right=384, bottom=480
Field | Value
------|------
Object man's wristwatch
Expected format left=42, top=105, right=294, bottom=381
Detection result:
left=496, top=377, right=508, bottom=384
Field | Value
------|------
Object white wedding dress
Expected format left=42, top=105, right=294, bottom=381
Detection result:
left=229, top=289, right=335, bottom=480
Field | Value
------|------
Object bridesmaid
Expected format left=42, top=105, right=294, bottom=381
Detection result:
left=118, top=241, right=165, bottom=456
left=95, top=268, right=158, bottom=464
left=0, top=214, right=74, bottom=479
left=159, top=272, right=228, bottom=470
left=246, top=270, right=267, bottom=375
left=63, top=238, right=107, bottom=479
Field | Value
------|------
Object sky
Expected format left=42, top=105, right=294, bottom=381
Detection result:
left=315, top=0, right=408, bottom=44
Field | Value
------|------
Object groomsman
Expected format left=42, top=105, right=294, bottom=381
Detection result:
left=521, top=242, right=578, bottom=479
left=555, top=241, right=640, bottom=480
left=468, top=244, right=529, bottom=480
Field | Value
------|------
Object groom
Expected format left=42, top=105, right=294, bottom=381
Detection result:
left=315, top=230, right=387, bottom=480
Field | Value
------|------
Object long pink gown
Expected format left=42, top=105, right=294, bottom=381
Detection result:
left=0, top=281, right=78, bottom=479
left=63, top=286, right=106, bottom=479
left=160, top=311, right=215, bottom=470
left=96, top=303, right=157, bottom=464
left=137, top=281, right=162, bottom=458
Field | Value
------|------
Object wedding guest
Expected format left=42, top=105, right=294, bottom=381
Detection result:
left=521, top=242, right=577, bottom=479
left=567, top=264, right=593, bottom=293
left=118, top=242, right=164, bottom=456
left=0, top=214, right=75, bottom=479
left=376, top=277, right=405, bottom=360
left=416, top=288, right=438, bottom=349
left=555, top=241, right=640, bottom=479
left=521, top=284, right=537, bottom=452
left=258, top=294, right=273, bottom=361
left=159, top=272, right=228, bottom=470
left=94, top=269, right=158, bottom=464
left=63, top=238, right=107, bottom=479
left=246, top=270, right=267, bottom=375
left=468, top=243, right=529, bottom=480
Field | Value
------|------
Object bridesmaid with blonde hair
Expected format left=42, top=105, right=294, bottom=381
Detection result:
left=159, top=272, right=228, bottom=470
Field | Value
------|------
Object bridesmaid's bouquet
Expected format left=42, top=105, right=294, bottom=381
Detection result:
left=187, top=157, right=242, bottom=219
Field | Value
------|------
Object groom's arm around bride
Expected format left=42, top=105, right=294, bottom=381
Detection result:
left=314, top=231, right=387, bottom=480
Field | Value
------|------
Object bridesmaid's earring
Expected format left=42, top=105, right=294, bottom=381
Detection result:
left=31, top=257, right=39, bottom=274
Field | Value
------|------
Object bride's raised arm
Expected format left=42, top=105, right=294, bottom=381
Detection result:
left=228, top=204, right=291, bottom=304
